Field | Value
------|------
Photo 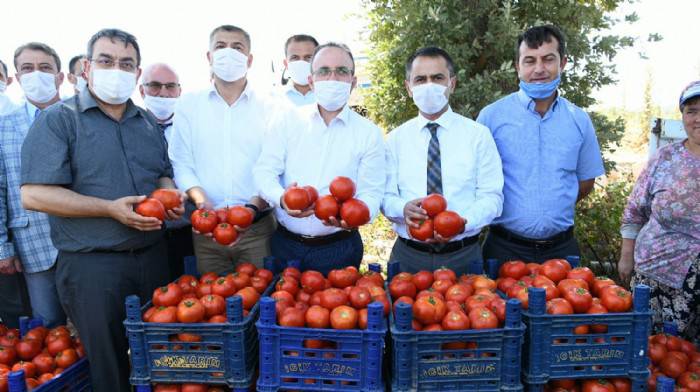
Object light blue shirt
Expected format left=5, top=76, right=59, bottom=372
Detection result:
left=477, top=90, right=605, bottom=239
left=284, top=84, right=315, bottom=107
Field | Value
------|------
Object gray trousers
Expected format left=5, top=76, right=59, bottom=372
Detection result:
left=389, top=238, right=482, bottom=277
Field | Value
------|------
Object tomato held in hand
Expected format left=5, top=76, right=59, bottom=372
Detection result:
left=421, top=194, right=447, bottom=218
left=284, top=187, right=311, bottom=211
left=226, top=206, right=254, bottom=228
left=433, top=211, right=464, bottom=238
left=409, top=219, right=433, bottom=241
left=213, top=223, right=238, bottom=245
left=191, top=209, right=218, bottom=233
left=303, top=186, right=319, bottom=204
left=314, top=195, right=340, bottom=221
left=329, top=176, right=356, bottom=202
left=151, top=189, right=181, bottom=210
left=135, top=198, right=166, bottom=221
left=340, top=198, right=370, bottom=228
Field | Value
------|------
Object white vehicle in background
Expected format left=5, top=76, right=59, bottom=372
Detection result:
left=648, top=118, right=686, bottom=156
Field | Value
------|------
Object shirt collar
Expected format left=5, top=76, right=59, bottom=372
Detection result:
left=416, top=106, right=455, bottom=133
left=285, top=83, right=313, bottom=98
left=209, top=80, right=252, bottom=106
left=24, top=100, right=40, bottom=119
left=516, top=89, right=561, bottom=112
left=77, top=87, right=140, bottom=120
left=310, top=103, right=351, bottom=126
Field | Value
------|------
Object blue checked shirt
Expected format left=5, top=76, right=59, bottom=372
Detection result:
left=0, top=102, right=57, bottom=273
left=477, top=90, right=605, bottom=239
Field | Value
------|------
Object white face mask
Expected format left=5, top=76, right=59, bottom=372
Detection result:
left=20, top=71, right=58, bottom=104
left=287, top=60, right=311, bottom=86
left=144, top=95, right=177, bottom=121
left=313, top=80, right=351, bottom=111
left=91, top=69, right=136, bottom=105
left=0, top=81, right=6, bottom=93
left=211, top=48, right=248, bottom=82
left=411, top=83, right=449, bottom=115
left=74, top=76, right=87, bottom=92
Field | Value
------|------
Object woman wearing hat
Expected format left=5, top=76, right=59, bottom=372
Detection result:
left=618, top=80, right=700, bottom=342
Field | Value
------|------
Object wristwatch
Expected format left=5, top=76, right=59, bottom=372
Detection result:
left=244, top=203, right=260, bottom=220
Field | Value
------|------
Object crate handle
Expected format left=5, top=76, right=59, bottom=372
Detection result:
left=505, top=298, right=522, bottom=328
left=527, top=287, right=546, bottom=315
left=368, top=263, right=382, bottom=273
left=486, top=258, right=499, bottom=279
left=226, top=295, right=243, bottom=323
left=657, top=376, right=675, bottom=391
left=387, top=261, right=400, bottom=281
left=394, top=301, right=413, bottom=332
left=8, top=370, right=27, bottom=392
left=366, top=301, right=383, bottom=331
left=632, top=284, right=650, bottom=312
left=565, top=255, right=580, bottom=268
left=125, top=295, right=142, bottom=322
left=259, top=296, right=276, bottom=326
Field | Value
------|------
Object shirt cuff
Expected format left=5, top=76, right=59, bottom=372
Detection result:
left=620, top=223, right=642, bottom=239
left=0, top=242, right=16, bottom=259
left=382, top=197, right=407, bottom=223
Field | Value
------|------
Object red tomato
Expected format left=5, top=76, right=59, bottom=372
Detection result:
left=413, top=296, right=447, bottom=325
left=320, top=288, right=349, bottom=310
left=567, top=267, right=595, bottom=287
left=433, top=267, right=457, bottom=283
left=489, top=297, right=506, bottom=324
left=199, top=272, right=218, bottom=285
left=282, top=266, right=302, bottom=281
left=557, top=278, right=589, bottom=293
left=465, top=293, right=496, bottom=312
left=581, top=379, right=616, bottom=392
left=300, top=270, right=325, bottom=294
left=135, top=197, right=166, bottom=221
left=153, top=283, right=184, bottom=307
left=666, top=335, right=684, bottom=352
left=226, top=206, right=254, bottom=228
left=412, top=271, right=434, bottom=291
left=37, top=372, right=55, bottom=385
left=177, top=298, right=206, bottom=323
left=390, top=279, right=417, bottom=299
left=678, top=371, right=700, bottom=391
left=213, top=223, right=237, bottom=245
left=358, top=308, right=368, bottom=329
left=330, top=305, right=358, bottom=329
left=349, top=286, right=372, bottom=309
left=610, top=378, right=631, bottom=392
left=468, top=307, right=498, bottom=329
left=226, top=272, right=251, bottom=290
left=497, top=277, right=517, bottom=293
left=599, top=285, right=632, bottom=312
left=250, top=276, right=268, bottom=294
left=55, top=348, right=78, bottom=368
left=279, top=307, right=305, bottom=327
left=212, top=277, right=237, bottom=298
left=433, top=211, right=464, bottom=238
left=151, top=189, right=181, bottom=210
left=255, top=268, right=274, bottom=284
left=340, top=198, right=370, bottom=227
left=181, top=384, right=208, bottom=392
left=329, top=176, right=356, bottom=202
left=305, top=305, right=330, bottom=329
left=660, top=355, right=688, bottom=378
left=445, top=284, right=473, bottom=303
left=149, top=306, right=178, bottom=323
left=586, top=303, right=609, bottom=333
left=422, top=324, right=443, bottom=331
left=46, top=335, right=72, bottom=356
left=441, top=310, right=470, bottom=330
left=562, top=287, right=593, bottom=313
left=409, top=219, right=434, bottom=241
left=314, top=195, right=340, bottom=221
left=30, top=354, right=54, bottom=376
left=546, top=298, right=574, bottom=315
left=15, top=339, right=41, bottom=361
left=591, top=277, right=616, bottom=296
left=421, top=194, right=447, bottom=218
left=190, top=209, right=218, bottom=234
left=284, top=187, right=311, bottom=210
left=680, top=339, right=698, bottom=355
left=11, top=361, right=36, bottom=379
left=499, top=260, right=529, bottom=280
left=526, top=263, right=541, bottom=275
left=235, top=287, right=260, bottom=311
left=328, top=268, right=358, bottom=288
left=303, top=185, right=318, bottom=204
left=154, top=385, right=181, bottom=392
left=393, top=296, right=415, bottom=311
left=177, top=333, right=202, bottom=342
left=0, top=346, right=16, bottom=366
left=540, top=259, right=570, bottom=283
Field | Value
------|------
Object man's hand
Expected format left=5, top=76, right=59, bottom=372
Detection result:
left=165, top=190, right=188, bottom=221
left=321, top=216, right=352, bottom=230
left=109, top=195, right=162, bottom=231
left=403, top=198, right=428, bottom=228
left=0, top=256, right=22, bottom=274
left=281, top=183, right=315, bottom=218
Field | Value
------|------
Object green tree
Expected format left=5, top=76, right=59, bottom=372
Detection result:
left=363, top=0, right=658, bottom=171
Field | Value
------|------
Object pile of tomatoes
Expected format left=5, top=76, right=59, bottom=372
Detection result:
left=142, top=262, right=274, bottom=327
left=544, top=378, right=632, bottom=392
left=389, top=267, right=505, bottom=331
left=647, top=333, right=700, bottom=391
left=152, top=383, right=229, bottom=391
left=190, top=205, right=255, bottom=246
left=0, top=324, right=85, bottom=392
left=306, top=176, right=370, bottom=228
left=271, top=265, right=389, bottom=330
left=136, top=189, right=182, bottom=221
left=408, top=194, right=465, bottom=241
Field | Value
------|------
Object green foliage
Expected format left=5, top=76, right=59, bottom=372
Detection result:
left=364, top=0, right=646, bottom=170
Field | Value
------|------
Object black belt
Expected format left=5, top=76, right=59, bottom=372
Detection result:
left=399, top=234, right=479, bottom=255
left=277, top=224, right=356, bottom=246
left=253, top=208, right=272, bottom=223
left=490, top=225, right=574, bottom=250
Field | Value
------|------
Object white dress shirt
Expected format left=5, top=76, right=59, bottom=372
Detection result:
left=382, top=107, right=504, bottom=240
left=169, top=83, right=276, bottom=208
left=283, top=84, right=316, bottom=107
left=254, top=104, right=385, bottom=237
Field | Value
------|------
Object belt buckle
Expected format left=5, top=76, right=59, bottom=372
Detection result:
left=533, top=240, right=553, bottom=250
left=430, top=242, right=446, bottom=254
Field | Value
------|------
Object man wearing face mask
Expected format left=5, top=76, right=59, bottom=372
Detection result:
left=254, top=42, right=385, bottom=275
left=67, top=54, right=87, bottom=95
left=0, top=42, right=67, bottom=328
left=20, top=29, right=184, bottom=392
left=477, top=25, right=605, bottom=263
left=0, top=59, right=20, bottom=116
left=382, top=46, right=503, bottom=275
left=139, top=62, right=194, bottom=279
left=169, top=25, right=276, bottom=275
left=280, top=34, right=318, bottom=106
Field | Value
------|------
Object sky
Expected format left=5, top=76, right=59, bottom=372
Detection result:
left=0, top=0, right=697, bottom=112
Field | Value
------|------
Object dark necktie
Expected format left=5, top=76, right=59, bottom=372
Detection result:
left=426, top=122, right=442, bottom=195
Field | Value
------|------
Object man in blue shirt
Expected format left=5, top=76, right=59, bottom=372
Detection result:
left=477, top=25, right=605, bottom=263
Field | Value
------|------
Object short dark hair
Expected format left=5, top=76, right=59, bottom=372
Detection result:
left=284, top=34, right=319, bottom=56
left=310, top=42, right=355, bottom=75
left=209, top=25, right=251, bottom=50
left=69, top=54, right=86, bottom=75
left=0, top=60, right=7, bottom=77
left=405, top=46, right=455, bottom=80
left=13, top=42, right=62, bottom=72
left=516, top=25, right=566, bottom=63
left=87, top=28, right=141, bottom=66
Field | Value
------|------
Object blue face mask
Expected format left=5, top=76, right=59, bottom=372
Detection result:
left=519, top=74, right=561, bottom=100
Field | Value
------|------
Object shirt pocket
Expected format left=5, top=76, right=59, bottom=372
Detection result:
left=8, top=215, right=29, bottom=228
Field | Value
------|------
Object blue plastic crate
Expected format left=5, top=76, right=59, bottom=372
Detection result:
left=124, top=256, right=276, bottom=391
left=8, top=317, right=91, bottom=392
left=386, top=261, right=525, bottom=392
left=656, top=376, right=675, bottom=391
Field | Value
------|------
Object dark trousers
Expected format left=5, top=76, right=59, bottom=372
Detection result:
left=270, top=229, right=363, bottom=276
left=55, top=240, right=169, bottom=392
left=389, top=239, right=481, bottom=277
left=0, top=273, right=31, bottom=328
left=482, top=230, right=581, bottom=263
left=165, top=225, right=194, bottom=281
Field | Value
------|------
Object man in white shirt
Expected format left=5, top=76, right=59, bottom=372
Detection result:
left=169, top=25, right=275, bottom=275
left=254, top=42, right=385, bottom=275
left=382, top=46, right=504, bottom=275
left=0, top=60, right=19, bottom=116
left=280, top=34, right=318, bottom=107
left=66, top=55, right=87, bottom=95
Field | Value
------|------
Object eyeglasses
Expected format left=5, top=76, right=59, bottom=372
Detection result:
left=143, top=82, right=181, bottom=94
left=90, top=58, right=137, bottom=72
left=312, top=66, right=354, bottom=78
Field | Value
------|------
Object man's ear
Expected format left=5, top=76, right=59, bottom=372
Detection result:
left=404, top=79, right=413, bottom=98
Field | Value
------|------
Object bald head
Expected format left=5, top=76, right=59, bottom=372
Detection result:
left=140, top=63, right=181, bottom=99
